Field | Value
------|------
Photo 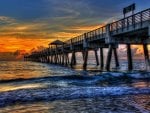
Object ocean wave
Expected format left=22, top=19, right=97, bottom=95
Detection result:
left=0, top=71, right=150, bottom=88
left=0, top=71, right=150, bottom=82
left=0, top=86, right=150, bottom=107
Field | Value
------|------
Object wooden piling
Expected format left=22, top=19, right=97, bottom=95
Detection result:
left=127, top=44, right=133, bottom=71
left=65, top=53, right=69, bottom=66
left=94, top=49, right=99, bottom=65
left=71, top=51, right=75, bottom=66
left=61, top=45, right=65, bottom=65
left=54, top=53, right=58, bottom=64
left=50, top=55, right=53, bottom=64
left=58, top=54, right=60, bottom=64
left=73, top=52, right=76, bottom=65
left=143, top=44, right=150, bottom=67
left=62, top=53, right=65, bottom=65
left=59, top=54, right=62, bottom=64
left=83, top=49, right=88, bottom=69
left=113, top=48, right=119, bottom=67
left=67, top=54, right=70, bottom=65
left=57, top=54, right=59, bottom=64
left=71, top=51, right=76, bottom=66
left=106, top=45, right=113, bottom=71
left=100, top=48, right=104, bottom=68
left=47, top=56, right=50, bottom=63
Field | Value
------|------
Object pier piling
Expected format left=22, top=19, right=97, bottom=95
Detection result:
left=83, top=49, right=88, bottom=69
left=100, top=48, right=104, bottom=69
left=113, top=48, right=119, bottom=68
left=127, top=44, right=133, bottom=71
left=94, top=49, right=99, bottom=66
left=106, top=45, right=113, bottom=71
left=143, top=44, right=150, bottom=67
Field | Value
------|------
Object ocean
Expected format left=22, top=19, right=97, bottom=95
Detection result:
left=0, top=60, right=150, bottom=113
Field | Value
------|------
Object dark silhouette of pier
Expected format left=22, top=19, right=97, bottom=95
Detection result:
left=24, top=8, right=150, bottom=71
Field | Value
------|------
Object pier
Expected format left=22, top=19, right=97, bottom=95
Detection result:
left=24, top=8, right=150, bottom=71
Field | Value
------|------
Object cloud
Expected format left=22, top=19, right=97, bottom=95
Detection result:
left=0, top=37, right=52, bottom=52
left=0, top=16, right=16, bottom=25
left=0, top=0, right=149, bottom=52
left=0, top=0, right=132, bottom=42
left=0, top=15, right=105, bottom=41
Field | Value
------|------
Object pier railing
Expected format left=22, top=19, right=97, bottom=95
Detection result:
left=110, top=8, right=150, bottom=32
left=62, top=8, right=150, bottom=48
left=63, top=26, right=106, bottom=49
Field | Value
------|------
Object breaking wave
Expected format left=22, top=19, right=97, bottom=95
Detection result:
left=0, top=71, right=150, bottom=107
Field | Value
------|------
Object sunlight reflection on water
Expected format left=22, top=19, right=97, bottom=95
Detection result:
left=0, top=83, right=46, bottom=92
left=0, top=61, right=77, bottom=81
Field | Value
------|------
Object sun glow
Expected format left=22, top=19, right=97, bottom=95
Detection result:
left=0, top=37, right=52, bottom=52
left=0, top=25, right=105, bottom=53
left=132, top=45, right=150, bottom=55
left=0, top=84, right=46, bottom=92
left=15, top=26, right=28, bottom=31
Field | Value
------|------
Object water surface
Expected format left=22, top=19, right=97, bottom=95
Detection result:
left=0, top=61, right=150, bottom=113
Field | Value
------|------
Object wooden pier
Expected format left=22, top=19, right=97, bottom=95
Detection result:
left=24, top=8, right=150, bottom=71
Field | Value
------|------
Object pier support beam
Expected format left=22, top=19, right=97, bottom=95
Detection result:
left=43, top=56, right=45, bottom=63
left=100, top=48, right=104, bottom=69
left=54, top=54, right=57, bottom=64
left=67, top=54, right=70, bottom=65
left=143, top=44, right=150, bottom=67
left=42, top=57, right=44, bottom=63
left=127, top=44, right=133, bottom=71
left=62, top=54, right=65, bottom=65
left=50, top=55, right=53, bottom=64
left=94, top=49, right=99, bottom=66
left=58, top=54, right=61, bottom=64
left=113, top=48, right=119, bottom=67
left=106, top=45, right=113, bottom=71
left=71, top=51, right=76, bottom=66
left=47, top=56, right=50, bottom=63
left=105, top=45, right=119, bottom=71
left=60, top=54, right=62, bottom=64
left=61, top=45, right=65, bottom=65
left=83, top=49, right=88, bottom=70
left=82, top=51, right=85, bottom=60
left=56, top=54, right=60, bottom=64
left=65, top=53, right=69, bottom=66
left=73, top=53, right=76, bottom=65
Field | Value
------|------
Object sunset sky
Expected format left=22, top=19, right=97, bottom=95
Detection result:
left=0, top=0, right=150, bottom=53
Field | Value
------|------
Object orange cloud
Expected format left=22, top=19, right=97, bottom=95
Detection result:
left=66, top=24, right=104, bottom=31
left=131, top=45, right=150, bottom=55
left=131, top=45, right=144, bottom=55
left=0, top=14, right=108, bottom=53
left=0, top=22, right=105, bottom=53
left=0, top=37, right=52, bottom=52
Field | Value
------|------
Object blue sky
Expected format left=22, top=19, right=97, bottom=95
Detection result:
left=0, top=0, right=149, bottom=52
left=0, top=0, right=149, bottom=21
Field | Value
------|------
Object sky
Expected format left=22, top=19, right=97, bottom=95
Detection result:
left=0, top=0, right=150, bottom=53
